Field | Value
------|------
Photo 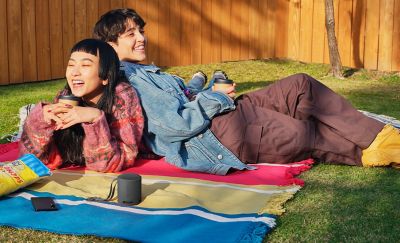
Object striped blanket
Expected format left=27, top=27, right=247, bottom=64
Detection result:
left=0, top=142, right=312, bottom=242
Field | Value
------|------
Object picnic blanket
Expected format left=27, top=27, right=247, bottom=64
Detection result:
left=0, top=142, right=312, bottom=242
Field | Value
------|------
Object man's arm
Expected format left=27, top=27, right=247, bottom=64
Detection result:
left=129, top=74, right=235, bottom=142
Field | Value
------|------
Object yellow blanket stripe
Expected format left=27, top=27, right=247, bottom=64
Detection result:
left=28, top=170, right=301, bottom=215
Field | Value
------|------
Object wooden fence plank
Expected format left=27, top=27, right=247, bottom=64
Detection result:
left=110, top=0, right=123, bottom=9
left=7, top=0, right=23, bottom=84
left=49, top=0, right=64, bottom=79
left=135, top=0, right=147, bottom=20
left=75, top=0, right=88, bottom=42
left=201, top=0, right=212, bottom=63
left=229, top=0, right=241, bottom=60
left=98, top=0, right=111, bottom=16
left=35, top=0, right=51, bottom=81
left=169, top=0, right=181, bottom=66
left=392, top=0, right=400, bottom=71
left=258, top=0, right=268, bottom=59
left=364, top=0, right=380, bottom=70
left=239, top=0, right=250, bottom=60
left=22, top=0, right=37, bottom=82
left=180, top=0, right=192, bottom=66
left=274, top=0, right=289, bottom=58
left=249, top=0, right=260, bottom=59
left=123, top=0, right=135, bottom=9
left=211, top=0, right=222, bottom=63
left=378, top=0, right=394, bottom=71
left=350, top=0, right=366, bottom=68
left=86, top=0, right=99, bottom=37
left=0, top=0, right=9, bottom=85
left=287, top=0, right=300, bottom=60
left=146, top=0, right=160, bottom=65
left=62, top=0, right=75, bottom=67
left=157, top=0, right=170, bottom=66
left=311, top=0, right=325, bottom=64
left=299, top=0, right=314, bottom=63
left=190, top=0, right=202, bottom=64
left=261, top=0, right=275, bottom=58
left=337, top=0, right=353, bottom=67
left=220, top=0, right=231, bottom=62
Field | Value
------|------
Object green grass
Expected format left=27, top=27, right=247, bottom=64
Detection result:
left=0, top=59, right=399, bottom=242
left=0, top=79, right=66, bottom=142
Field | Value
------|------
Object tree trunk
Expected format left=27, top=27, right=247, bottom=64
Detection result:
left=325, top=0, right=343, bottom=78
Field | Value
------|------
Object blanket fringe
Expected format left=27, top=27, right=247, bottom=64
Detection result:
left=238, top=222, right=270, bottom=243
left=259, top=191, right=298, bottom=215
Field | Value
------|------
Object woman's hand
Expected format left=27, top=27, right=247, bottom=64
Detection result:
left=45, top=103, right=102, bottom=130
left=43, top=104, right=64, bottom=129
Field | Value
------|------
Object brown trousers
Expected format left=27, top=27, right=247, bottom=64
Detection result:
left=210, top=73, right=385, bottom=166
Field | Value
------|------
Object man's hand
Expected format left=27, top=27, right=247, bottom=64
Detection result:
left=212, top=83, right=236, bottom=98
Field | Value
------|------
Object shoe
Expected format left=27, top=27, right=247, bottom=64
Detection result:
left=192, top=70, right=207, bottom=84
left=212, top=70, right=228, bottom=80
left=361, top=124, right=400, bottom=167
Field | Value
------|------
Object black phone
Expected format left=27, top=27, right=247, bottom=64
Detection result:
left=31, top=197, right=58, bottom=211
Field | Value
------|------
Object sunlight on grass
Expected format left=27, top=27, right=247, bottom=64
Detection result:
left=268, top=164, right=400, bottom=242
left=0, top=79, right=66, bottom=139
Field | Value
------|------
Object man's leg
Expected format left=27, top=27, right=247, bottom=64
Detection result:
left=211, top=73, right=384, bottom=165
left=242, top=73, right=384, bottom=149
left=211, top=98, right=315, bottom=164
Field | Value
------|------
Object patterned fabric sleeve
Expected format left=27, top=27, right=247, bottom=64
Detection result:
left=18, top=103, right=63, bottom=169
left=82, top=83, right=144, bottom=172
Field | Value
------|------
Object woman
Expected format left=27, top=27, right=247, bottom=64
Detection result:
left=19, top=39, right=144, bottom=172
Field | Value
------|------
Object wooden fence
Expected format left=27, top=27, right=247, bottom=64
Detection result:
left=0, top=0, right=399, bottom=85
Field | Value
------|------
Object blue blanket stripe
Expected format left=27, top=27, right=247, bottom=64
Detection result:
left=0, top=191, right=275, bottom=243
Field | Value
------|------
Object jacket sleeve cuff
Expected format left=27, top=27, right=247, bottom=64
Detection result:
left=81, top=111, right=111, bottom=147
left=195, top=91, right=236, bottom=119
left=27, top=102, right=56, bottom=131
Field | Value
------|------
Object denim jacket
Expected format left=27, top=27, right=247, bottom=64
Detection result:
left=121, top=62, right=255, bottom=175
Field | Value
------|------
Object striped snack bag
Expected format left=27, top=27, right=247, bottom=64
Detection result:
left=0, top=154, right=51, bottom=197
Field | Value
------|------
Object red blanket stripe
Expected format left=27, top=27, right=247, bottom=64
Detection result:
left=0, top=142, right=312, bottom=186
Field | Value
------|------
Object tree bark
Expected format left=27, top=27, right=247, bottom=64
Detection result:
left=325, top=0, right=343, bottom=78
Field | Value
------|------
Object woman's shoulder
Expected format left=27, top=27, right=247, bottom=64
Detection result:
left=115, top=82, right=136, bottom=95
left=114, top=82, right=139, bottom=104
left=112, top=82, right=142, bottom=118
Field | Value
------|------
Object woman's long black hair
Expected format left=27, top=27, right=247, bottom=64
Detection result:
left=53, top=39, right=126, bottom=167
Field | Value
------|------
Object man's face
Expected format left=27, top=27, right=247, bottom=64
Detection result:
left=110, top=19, right=146, bottom=62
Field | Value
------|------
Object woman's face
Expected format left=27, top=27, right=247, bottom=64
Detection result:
left=66, top=51, right=108, bottom=104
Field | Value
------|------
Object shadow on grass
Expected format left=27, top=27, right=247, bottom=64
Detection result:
left=343, top=68, right=359, bottom=78
left=323, top=167, right=400, bottom=242
left=341, top=87, right=400, bottom=119
left=235, top=80, right=275, bottom=94
left=267, top=165, right=400, bottom=242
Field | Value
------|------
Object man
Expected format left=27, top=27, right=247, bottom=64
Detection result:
left=93, top=8, right=400, bottom=174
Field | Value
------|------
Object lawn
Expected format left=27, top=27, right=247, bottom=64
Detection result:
left=0, top=59, right=399, bottom=242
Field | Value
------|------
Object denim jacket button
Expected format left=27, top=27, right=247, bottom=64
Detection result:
left=198, top=134, right=203, bottom=138
left=217, top=154, right=223, bottom=160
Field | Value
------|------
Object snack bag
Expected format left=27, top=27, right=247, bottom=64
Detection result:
left=0, top=154, right=51, bottom=197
